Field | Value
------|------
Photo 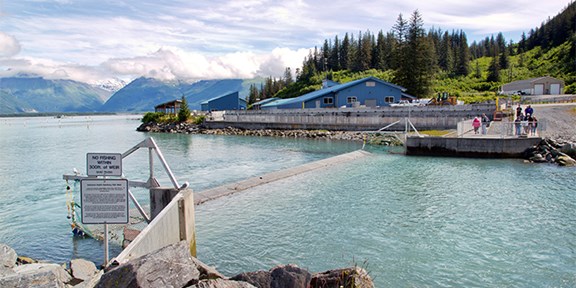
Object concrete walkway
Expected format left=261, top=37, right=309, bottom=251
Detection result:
left=194, top=149, right=371, bottom=205
left=461, top=118, right=540, bottom=139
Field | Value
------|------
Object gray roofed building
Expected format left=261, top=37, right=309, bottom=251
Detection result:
left=500, top=76, right=564, bottom=95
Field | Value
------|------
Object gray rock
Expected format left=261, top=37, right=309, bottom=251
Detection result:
left=561, top=142, right=576, bottom=157
left=269, top=264, right=311, bottom=288
left=74, top=270, right=103, bottom=288
left=70, top=258, right=98, bottom=281
left=190, top=257, right=227, bottom=280
left=191, top=278, right=256, bottom=288
left=0, top=244, right=17, bottom=269
left=96, top=240, right=200, bottom=288
left=231, top=270, right=271, bottom=288
left=557, top=155, right=576, bottom=167
left=232, top=264, right=311, bottom=288
left=0, top=263, right=73, bottom=288
left=310, top=267, right=375, bottom=288
left=530, top=153, right=547, bottom=163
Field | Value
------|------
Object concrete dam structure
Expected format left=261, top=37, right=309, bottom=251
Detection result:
left=204, top=104, right=496, bottom=131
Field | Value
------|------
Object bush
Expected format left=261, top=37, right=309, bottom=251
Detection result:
left=142, top=112, right=165, bottom=123
left=192, top=115, right=206, bottom=125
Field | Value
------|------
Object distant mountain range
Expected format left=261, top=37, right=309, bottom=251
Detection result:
left=0, top=76, right=253, bottom=114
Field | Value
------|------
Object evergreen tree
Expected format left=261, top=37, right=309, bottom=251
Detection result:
left=329, top=35, right=341, bottom=71
left=177, top=96, right=191, bottom=122
left=487, top=47, right=501, bottom=82
left=397, top=10, right=436, bottom=97
left=474, top=60, right=481, bottom=79
left=392, top=13, right=408, bottom=86
left=372, top=30, right=387, bottom=70
left=499, top=45, right=510, bottom=70
left=455, top=31, right=470, bottom=76
left=283, top=67, right=293, bottom=86
left=439, top=31, right=454, bottom=72
left=322, top=40, right=330, bottom=71
left=340, top=33, right=351, bottom=70
left=248, top=84, right=258, bottom=106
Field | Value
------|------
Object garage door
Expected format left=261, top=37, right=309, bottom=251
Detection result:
left=534, top=84, right=544, bottom=95
left=550, top=83, right=561, bottom=95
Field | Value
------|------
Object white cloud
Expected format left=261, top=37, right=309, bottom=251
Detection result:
left=0, top=0, right=572, bottom=85
left=0, top=32, right=21, bottom=58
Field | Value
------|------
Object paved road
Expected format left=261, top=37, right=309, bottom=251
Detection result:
left=529, top=103, right=576, bottom=142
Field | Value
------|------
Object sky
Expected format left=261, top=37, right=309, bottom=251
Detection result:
left=0, top=0, right=573, bottom=86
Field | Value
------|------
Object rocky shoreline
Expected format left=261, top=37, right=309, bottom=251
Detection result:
left=137, top=121, right=576, bottom=166
left=0, top=242, right=374, bottom=287
left=137, top=121, right=405, bottom=146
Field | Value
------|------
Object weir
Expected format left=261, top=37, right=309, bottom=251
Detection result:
left=195, top=149, right=372, bottom=205
left=63, top=137, right=372, bottom=266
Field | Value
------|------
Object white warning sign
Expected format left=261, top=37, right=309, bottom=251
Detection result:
left=86, top=153, right=122, bottom=176
left=81, top=179, right=129, bottom=224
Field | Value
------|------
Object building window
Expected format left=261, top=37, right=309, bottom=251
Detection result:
left=323, top=97, right=333, bottom=104
left=385, top=96, right=394, bottom=103
left=366, top=81, right=376, bottom=87
left=347, top=96, right=357, bottom=104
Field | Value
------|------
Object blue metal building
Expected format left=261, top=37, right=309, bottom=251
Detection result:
left=201, top=91, right=247, bottom=111
left=262, top=76, right=414, bottom=109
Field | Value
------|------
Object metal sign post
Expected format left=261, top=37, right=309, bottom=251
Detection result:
left=81, top=152, right=127, bottom=266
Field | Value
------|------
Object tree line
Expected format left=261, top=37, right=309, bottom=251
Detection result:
left=247, top=2, right=576, bottom=105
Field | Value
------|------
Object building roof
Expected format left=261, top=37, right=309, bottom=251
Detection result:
left=200, top=91, right=238, bottom=105
left=263, top=76, right=406, bottom=108
left=252, top=97, right=278, bottom=106
left=502, top=76, right=564, bottom=91
left=154, top=99, right=182, bottom=109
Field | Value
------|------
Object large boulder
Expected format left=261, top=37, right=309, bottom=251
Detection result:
left=310, top=267, right=375, bottom=288
left=70, top=258, right=98, bottom=282
left=96, top=241, right=200, bottom=288
left=561, top=142, right=576, bottom=157
left=0, top=263, right=73, bottom=288
left=232, top=270, right=271, bottom=288
left=190, top=257, right=227, bottom=280
left=0, top=244, right=17, bottom=278
left=231, top=264, right=311, bottom=288
left=0, top=244, right=17, bottom=269
left=557, top=154, right=576, bottom=167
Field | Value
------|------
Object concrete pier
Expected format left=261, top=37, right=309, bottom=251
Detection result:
left=195, top=150, right=371, bottom=205
left=405, top=136, right=542, bottom=158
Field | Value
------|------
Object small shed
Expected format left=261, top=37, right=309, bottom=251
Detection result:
left=201, top=91, right=247, bottom=111
left=501, top=76, right=564, bottom=95
left=154, top=99, right=182, bottom=114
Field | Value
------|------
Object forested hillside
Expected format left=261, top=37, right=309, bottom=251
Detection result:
left=248, top=2, right=576, bottom=105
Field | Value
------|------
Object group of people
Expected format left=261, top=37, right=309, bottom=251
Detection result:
left=471, top=104, right=539, bottom=136
left=472, top=113, right=491, bottom=135
left=514, top=104, right=538, bottom=136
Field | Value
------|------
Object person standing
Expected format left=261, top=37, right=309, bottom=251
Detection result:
left=481, top=113, right=490, bottom=135
left=472, top=116, right=481, bottom=134
left=525, top=105, right=534, bottom=117
left=531, top=116, right=538, bottom=136
left=516, top=104, right=523, bottom=118
left=515, top=117, right=522, bottom=136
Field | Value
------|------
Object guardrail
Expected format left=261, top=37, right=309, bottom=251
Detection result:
left=457, top=118, right=546, bottom=138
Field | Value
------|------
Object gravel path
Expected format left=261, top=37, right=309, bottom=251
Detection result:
left=530, top=103, right=576, bottom=143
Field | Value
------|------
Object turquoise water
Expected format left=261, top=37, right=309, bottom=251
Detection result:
left=1, top=116, right=575, bottom=287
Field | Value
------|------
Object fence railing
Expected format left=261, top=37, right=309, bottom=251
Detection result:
left=457, top=118, right=546, bottom=138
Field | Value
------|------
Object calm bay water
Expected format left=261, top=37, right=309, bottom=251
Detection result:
left=1, top=115, right=575, bottom=287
